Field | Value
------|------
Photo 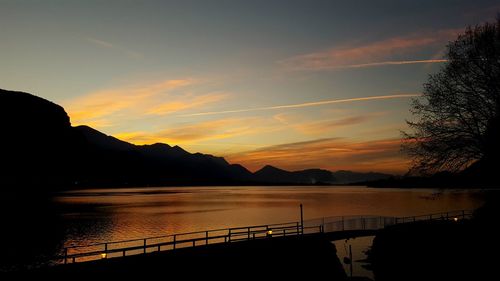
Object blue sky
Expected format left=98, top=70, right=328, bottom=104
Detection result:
left=1, top=0, right=498, bottom=173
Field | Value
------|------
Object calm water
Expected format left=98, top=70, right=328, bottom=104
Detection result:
left=54, top=186, right=485, bottom=248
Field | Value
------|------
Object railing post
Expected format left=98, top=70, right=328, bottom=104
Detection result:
left=300, top=204, right=304, bottom=235
left=143, top=239, right=146, bottom=254
left=123, top=250, right=126, bottom=257
left=105, top=243, right=108, bottom=255
left=228, top=229, right=231, bottom=242
left=157, top=245, right=160, bottom=252
left=173, top=235, right=176, bottom=250
left=193, top=240, right=195, bottom=247
left=248, top=227, right=250, bottom=241
left=296, top=222, right=300, bottom=235
left=206, top=231, right=209, bottom=245
left=446, top=212, right=449, bottom=220
left=253, top=233, right=256, bottom=239
left=283, top=229, right=286, bottom=236
left=72, top=257, right=75, bottom=263
left=349, top=245, right=353, bottom=278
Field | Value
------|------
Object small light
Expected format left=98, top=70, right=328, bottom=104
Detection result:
left=453, top=217, right=458, bottom=222
left=101, top=253, right=107, bottom=259
left=267, top=230, right=273, bottom=235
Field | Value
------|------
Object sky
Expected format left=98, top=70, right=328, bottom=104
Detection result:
left=1, top=0, right=498, bottom=174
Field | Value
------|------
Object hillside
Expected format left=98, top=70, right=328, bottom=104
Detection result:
left=0, top=88, right=393, bottom=191
left=0, top=89, right=255, bottom=190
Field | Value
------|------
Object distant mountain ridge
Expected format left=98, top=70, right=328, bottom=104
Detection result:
left=254, top=165, right=335, bottom=184
left=0, top=88, right=392, bottom=191
left=254, top=165, right=391, bottom=185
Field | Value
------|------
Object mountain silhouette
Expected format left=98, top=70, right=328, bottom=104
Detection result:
left=0, top=89, right=257, bottom=190
left=254, top=165, right=391, bottom=185
left=1, top=89, right=86, bottom=192
left=254, top=165, right=336, bottom=184
left=330, top=169, right=393, bottom=184
left=0, top=88, right=393, bottom=191
left=73, top=124, right=255, bottom=187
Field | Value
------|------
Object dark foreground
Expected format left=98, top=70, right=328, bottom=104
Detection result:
left=24, top=235, right=347, bottom=279
left=369, top=199, right=500, bottom=281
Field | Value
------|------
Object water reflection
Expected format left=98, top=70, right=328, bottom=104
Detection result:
left=54, top=186, right=485, bottom=250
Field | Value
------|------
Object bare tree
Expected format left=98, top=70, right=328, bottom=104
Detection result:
left=403, top=17, right=500, bottom=175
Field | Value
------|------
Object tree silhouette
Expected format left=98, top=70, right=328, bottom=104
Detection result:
left=403, top=17, right=500, bottom=175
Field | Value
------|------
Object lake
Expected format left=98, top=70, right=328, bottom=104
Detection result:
left=54, top=186, right=485, bottom=248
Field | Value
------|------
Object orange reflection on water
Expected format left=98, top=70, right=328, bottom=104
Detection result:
left=55, top=186, right=485, bottom=248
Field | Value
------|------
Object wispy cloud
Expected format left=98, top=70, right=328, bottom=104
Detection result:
left=86, top=37, right=114, bottom=48
left=272, top=112, right=376, bottom=135
left=280, top=29, right=459, bottom=71
left=114, top=117, right=274, bottom=145
left=147, top=93, right=227, bottom=115
left=144, top=119, right=251, bottom=143
left=86, top=37, right=144, bottom=59
left=64, top=78, right=226, bottom=127
left=286, top=115, right=378, bottom=135
left=65, top=79, right=192, bottom=124
left=226, top=138, right=409, bottom=174
left=180, top=93, right=420, bottom=117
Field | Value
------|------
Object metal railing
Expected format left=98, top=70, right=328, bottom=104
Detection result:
left=61, top=221, right=301, bottom=264
left=302, top=209, right=472, bottom=234
left=60, top=209, right=473, bottom=264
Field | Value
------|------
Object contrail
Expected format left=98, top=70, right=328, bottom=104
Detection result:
left=344, top=59, right=448, bottom=69
left=180, top=93, right=421, bottom=117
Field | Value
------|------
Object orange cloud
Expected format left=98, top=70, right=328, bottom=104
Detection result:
left=113, top=117, right=273, bottom=145
left=226, top=138, right=409, bottom=174
left=281, top=29, right=460, bottom=71
left=64, top=78, right=226, bottom=127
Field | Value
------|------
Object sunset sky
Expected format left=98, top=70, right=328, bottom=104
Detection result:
left=1, top=0, right=498, bottom=174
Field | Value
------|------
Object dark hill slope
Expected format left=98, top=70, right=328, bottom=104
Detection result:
left=0, top=89, right=254, bottom=190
